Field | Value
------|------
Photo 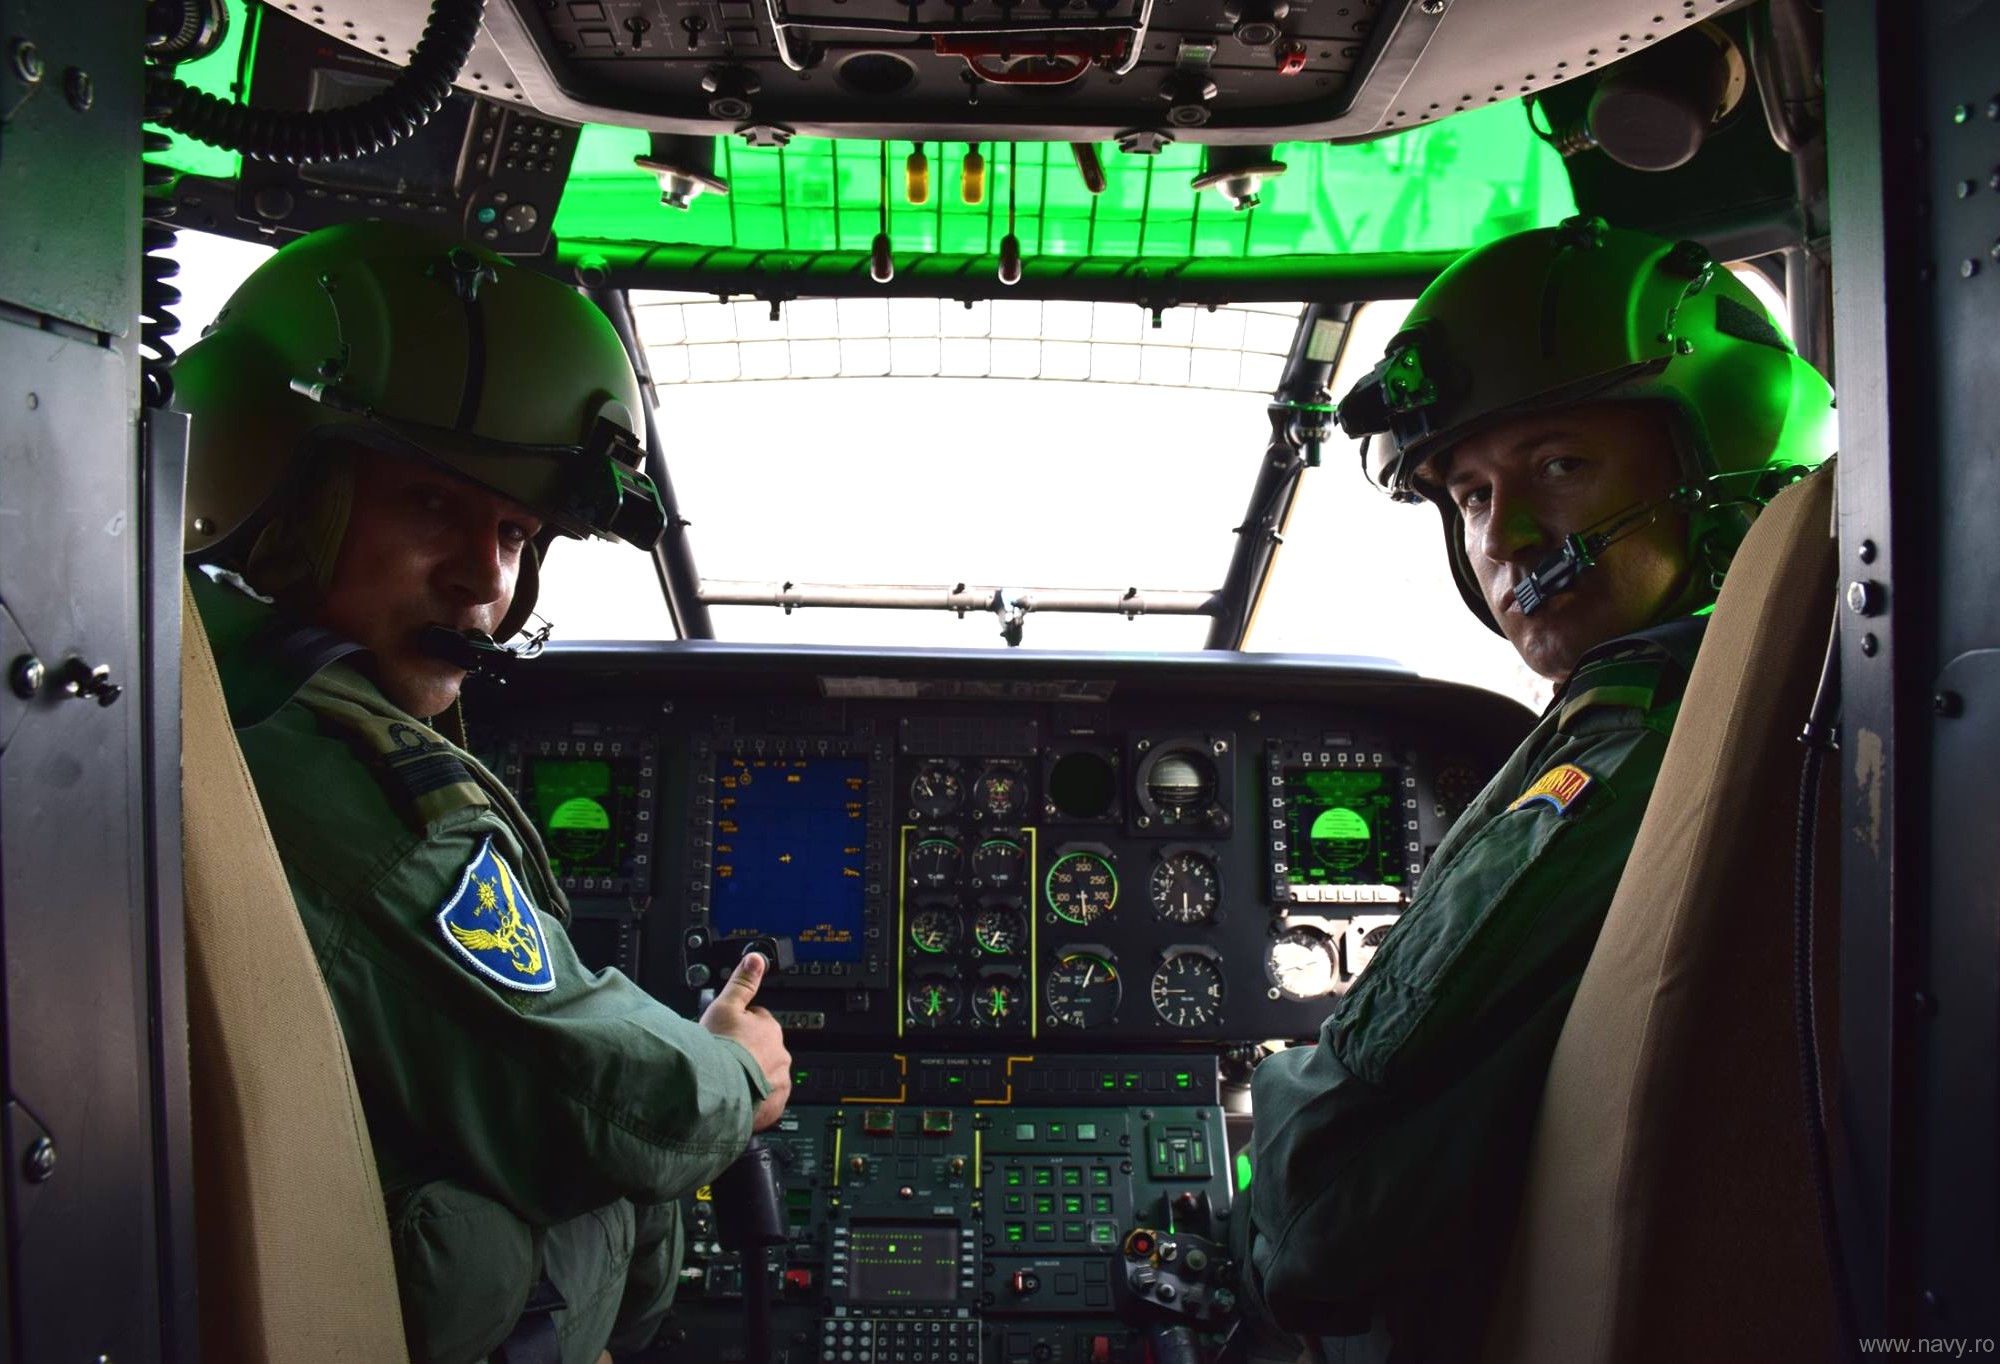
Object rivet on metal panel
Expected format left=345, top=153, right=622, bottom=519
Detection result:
left=1933, top=690, right=1963, bottom=717
left=1845, top=580, right=1882, bottom=616
left=10, top=39, right=44, bottom=83
left=61, top=66, right=91, bottom=111
left=1951, top=103, right=1971, bottom=124
left=1962, top=259, right=1981, bottom=279
left=1859, top=633, right=1878, bottom=657
left=9, top=655, right=44, bottom=698
left=22, top=1137, right=55, bottom=1183
left=1957, top=179, right=1977, bottom=199
left=1857, top=539, right=1877, bottom=563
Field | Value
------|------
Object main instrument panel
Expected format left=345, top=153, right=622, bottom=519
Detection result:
left=467, top=644, right=1530, bottom=1363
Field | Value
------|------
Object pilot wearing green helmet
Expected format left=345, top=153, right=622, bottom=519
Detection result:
left=1234, top=217, right=1836, bottom=1362
left=176, top=222, right=792, bottom=1364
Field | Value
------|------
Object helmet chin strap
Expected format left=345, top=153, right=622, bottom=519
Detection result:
left=417, top=618, right=551, bottom=676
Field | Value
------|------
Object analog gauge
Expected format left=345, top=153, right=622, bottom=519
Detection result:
left=1045, top=850, right=1119, bottom=925
left=1045, top=952, right=1122, bottom=1029
left=972, top=768, right=1026, bottom=821
left=1150, top=952, right=1224, bottom=1029
left=910, top=761, right=964, bottom=820
left=971, top=838, right=1027, bottom=896
left=1144, top=749, right=1216, bottom=823
left=973, top=907, right=1027, bottom=955
left=1266, top=927, right=1338, bottom=999
left=1433, top=764, right=1482, bottom=825
left=906, top=838, right=960, bottom=894
left=906, top=977, right=961, bottom=1028
left=971, top=978, right=1022, bottom=1026
left=909, top=908, right=959, bottom=954
left=1148, top=850, right=1220, bottom=924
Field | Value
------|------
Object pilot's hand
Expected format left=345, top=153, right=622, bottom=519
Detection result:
left=701, top=951, right=792, bottom=1131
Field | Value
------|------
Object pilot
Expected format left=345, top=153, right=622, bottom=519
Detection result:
left=173, top=222, right=792, bottom=1364
left=1234, top=218, right=1836, bottom=1361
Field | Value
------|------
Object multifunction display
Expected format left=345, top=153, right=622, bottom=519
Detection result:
left=710, top=753, right=868, bottom=964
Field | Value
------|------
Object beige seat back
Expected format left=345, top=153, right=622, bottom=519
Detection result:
left=181, top=576, right=411, bottom=1362
left=1484, top=467, right=1840, bottom=1363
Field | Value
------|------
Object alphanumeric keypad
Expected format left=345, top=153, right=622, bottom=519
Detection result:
left=819, top=1316, right=981, bottom=1363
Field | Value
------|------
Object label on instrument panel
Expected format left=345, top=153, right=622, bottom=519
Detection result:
left=820, top=676, right=1117, bottom=703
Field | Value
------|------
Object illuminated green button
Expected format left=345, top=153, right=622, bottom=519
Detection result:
left=1006, top=1168, right=1024, bottom=1187
left=1091, top=1222, right=1118, bottom=1245
left=1005, top=1194, right=1024, bottom=1213
left=1090, top=1168, right=1112, bottom=1187
left=1076, top=1123, right=1098, bottom=1142
left=1174, top=1072, right=1193, bottom=1089
left=1006, top=1223, right=1025, bottom=1243
left=1063, top=1222, right=1086, bottom=1242
left=1035, top=1195, right=1054, bottom=1214
left=1063, top=1195, right=1083, bottom=1215
left=1047, top=1123, right=1066, bottom=1141
left=1092, top=1195, right=1114, bottom=1215
left=1033, top=1168, right=1054, bottom=1187
left=1061, top=1167, right=1083, bottom=1187
left=1033, top=1223, right=1055, bottom=1242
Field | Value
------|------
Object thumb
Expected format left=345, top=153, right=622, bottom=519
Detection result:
left=717, top=951, right=766, bottom=1007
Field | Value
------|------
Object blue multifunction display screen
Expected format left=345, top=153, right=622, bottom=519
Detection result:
left=708, top=754, right=868, bottom=962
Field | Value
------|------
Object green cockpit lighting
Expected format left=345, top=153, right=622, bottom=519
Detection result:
left=555, top=102, right=1573, bottom=267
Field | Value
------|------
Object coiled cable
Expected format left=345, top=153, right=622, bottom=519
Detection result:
left=140, top=131, right=183, bottom=410
left=144, top=0, right=486, bottom=165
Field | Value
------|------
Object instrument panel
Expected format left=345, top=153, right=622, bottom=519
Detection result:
left=468, top=644, right=1528, bottom=1363
left=472, top=645, right=1525, bottom=1048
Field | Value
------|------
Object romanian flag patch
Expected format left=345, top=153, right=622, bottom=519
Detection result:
left=1507, top=763, right=1595, bottom=817
left=436, top=837, right=557, bottom=993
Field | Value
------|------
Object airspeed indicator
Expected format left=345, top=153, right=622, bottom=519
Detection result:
left=1046, top=849, right=1118, bottom=924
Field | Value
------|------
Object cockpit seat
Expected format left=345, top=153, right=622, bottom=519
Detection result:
left=1483, top=464, right=1840, bottom=1362
left=180, top=575, right=411, bottom=1362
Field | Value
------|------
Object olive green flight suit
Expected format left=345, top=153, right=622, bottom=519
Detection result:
left=192, top=570, right=770, bottom=1364
left=1237, top=619, right=1705, bottom=1364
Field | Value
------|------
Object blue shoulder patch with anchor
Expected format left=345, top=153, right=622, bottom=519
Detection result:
left=435, top=837, right=557, bottom=993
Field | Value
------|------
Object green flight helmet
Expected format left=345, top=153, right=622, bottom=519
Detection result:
left=173, top=221, right=665, bottom=642
left=1334, top=215, right=1837, bottom=633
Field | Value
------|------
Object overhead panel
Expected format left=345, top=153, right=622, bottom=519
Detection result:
left=281, top=0, right=1743, bottom=144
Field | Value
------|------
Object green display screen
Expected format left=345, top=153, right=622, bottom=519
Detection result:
left=526, top=757, right=641, bottom=882
left=1282, top=767, right=1405, bottom=888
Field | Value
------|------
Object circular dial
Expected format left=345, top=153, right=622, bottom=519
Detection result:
left=908, top=907, right=959, bottom=954
left=906, top=838, right=960, bottom=894
left=973, top=907, right=1026, bottom=955
left=972, top=768, right=1026, bottom=821
left=1433, top=763, right=1482, bottom=824
left=1144, top=749, right=1216, bottom=822
left=971, top=978, right=1022, bottom=1025
left=906, top=977, right=961, bottom=1027
left=1150, top=952, right=1224, bottom=1029
left=909, top=761, right=964, bottom=819
left=1148, top=850, right=1220, bottom=924
left=971, top=838, right=1027, bottom=896
left=1045, top=952, right=1122, bottom=1029
left=1266, top=927, right=1338, bottom=999
left=1045, top=850, right=1119, bottom=925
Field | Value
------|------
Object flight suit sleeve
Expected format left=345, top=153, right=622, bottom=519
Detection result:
left=1239, top=709, right=1670, bottom=1339
left=274, top=793, right=771, bottom=1229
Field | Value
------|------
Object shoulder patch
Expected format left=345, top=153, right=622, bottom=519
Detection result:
left=435, top=837, right=557, bottom=993
left=1506, top=763, right=1595, bottom=817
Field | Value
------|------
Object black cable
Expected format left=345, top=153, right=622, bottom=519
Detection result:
left=1795, top=605, right=1860, bottom=1360
left=140, top=131, right=182, bottom=410
left=144, top=0, right=486, bottom=165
